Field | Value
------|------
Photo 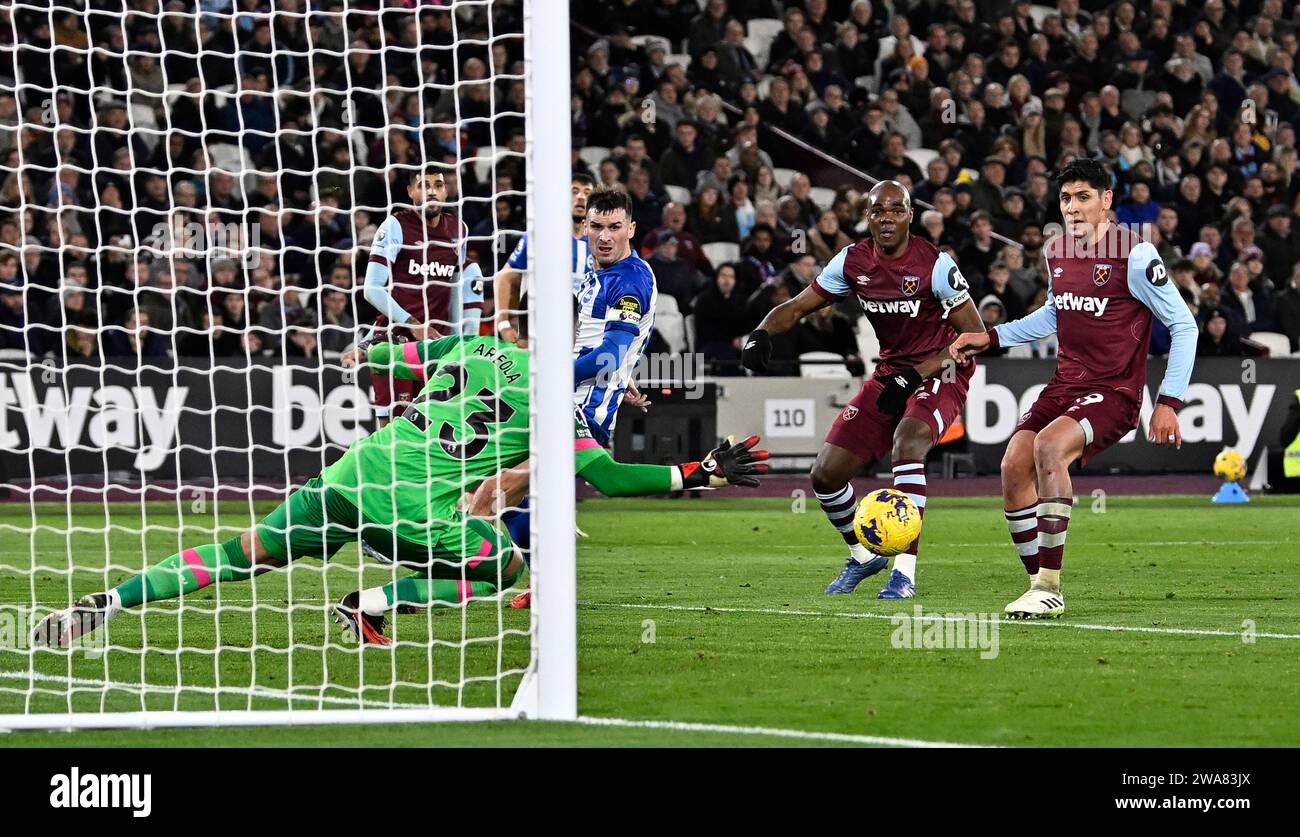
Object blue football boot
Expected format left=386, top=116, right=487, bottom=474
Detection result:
left=876, top=569, right=916, bottom=599
left=824, top=553, right=889, bottom=594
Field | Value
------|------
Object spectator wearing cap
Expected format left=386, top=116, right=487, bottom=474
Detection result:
left=736, top=222, right=783, bottom=294
left=993, top=188, right=1030, bottom=241
left=1197, top=308, right=1244, bottom=357
left=1277, top=264, right=1300, bottom=352
left=637, top=36, right=672, bottom=93
left=1112, top=49, right=1160, bottom=121
left=692, top=262, right=752, bottom=373
left=690, top=45, right=730, bottom=98
left=1259, top=205, right=1300, bottom=290
left=969, top=156, right=1006, bottom=217
left=1017, top=99, right=1047, bottom=160
left=1263, top=67, right=1299, bottom=125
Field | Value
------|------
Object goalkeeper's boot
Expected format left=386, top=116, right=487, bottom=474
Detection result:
left=509, top=591, right=531, bottom=609
left=333, top=592, right=393, bottom=646
left=1004, top=586, right=1065, bottom=619
left=358, top=539, right=392, bottom=564
left=876, top=569, right=916, bottom=599
left=32, top=593, right=113, bottom=649
left=824, top=553, right=888, bottom=594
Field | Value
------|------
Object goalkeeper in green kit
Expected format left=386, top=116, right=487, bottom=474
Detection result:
left=33, top=336, right=768, bottom=648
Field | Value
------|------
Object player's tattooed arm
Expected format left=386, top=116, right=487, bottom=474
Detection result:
left=743, top=286, right=833, bottom=373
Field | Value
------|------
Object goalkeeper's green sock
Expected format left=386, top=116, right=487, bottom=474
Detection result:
left=359, top=577, right=498, bottom=614
left=112, top=537, right=253, bottom=609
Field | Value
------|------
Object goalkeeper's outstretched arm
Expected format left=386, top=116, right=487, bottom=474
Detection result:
left=467, top=436, right=770, bottom=516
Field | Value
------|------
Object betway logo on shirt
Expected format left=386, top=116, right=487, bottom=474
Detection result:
left=407, top=261, right=457, bottom=278
left=858, top=298, right=922, bottom=317
left=1054, top=292, right=1109, bottom=317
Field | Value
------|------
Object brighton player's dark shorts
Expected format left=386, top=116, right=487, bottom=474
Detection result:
left=1015, top=382, right=1140, bottom=464
left=255, top=477, right=515, bottom=583
left=825, top=362, right=975, bottom=464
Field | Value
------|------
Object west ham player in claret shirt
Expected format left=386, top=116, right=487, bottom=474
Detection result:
left=362, top=166, right=483, bottom=426
left=742, top=181, right=986, bottom=599
left=951, top=159, right=1197, bottom=618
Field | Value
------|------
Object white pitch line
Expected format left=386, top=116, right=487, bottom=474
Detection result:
left=574, top=715, right=990, bottom=748
left=0, top=670, right=427, bottom=710
left=580, top=601, right=1300, bottom=640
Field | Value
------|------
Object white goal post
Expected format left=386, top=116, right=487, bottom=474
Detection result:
left=0, top=0, right=575, bottom=731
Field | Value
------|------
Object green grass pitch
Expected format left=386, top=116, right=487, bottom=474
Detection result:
left=1, top=494, right=1297, bottom=747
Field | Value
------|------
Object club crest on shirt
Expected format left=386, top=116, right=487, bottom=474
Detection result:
left=842, top=405, right=859, bottom=421
left=1092, top=263, right=1113, bottom=287
left=901, top=275, right=920, bottom=296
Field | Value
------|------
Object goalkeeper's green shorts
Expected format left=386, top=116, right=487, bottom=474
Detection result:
left=255, top=477, right=514, bottom=581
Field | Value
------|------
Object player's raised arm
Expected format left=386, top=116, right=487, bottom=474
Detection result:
left=950, top=258, right=1059, bottom=362
left=493, top=234, right=528, bottom=343
left=1127, top=242, right=1197, bottom=447
left=741, top=246, right=844, bottom=373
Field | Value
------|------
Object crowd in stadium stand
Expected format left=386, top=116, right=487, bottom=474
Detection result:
left=2, top=0, right=1300, bottom=374
left=0, top=1, right=525, bottom=365
left=571, top=0, right=1300, bottom=370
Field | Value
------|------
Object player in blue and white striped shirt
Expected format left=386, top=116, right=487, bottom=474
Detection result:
left=492, top=172, right=594, bottom=343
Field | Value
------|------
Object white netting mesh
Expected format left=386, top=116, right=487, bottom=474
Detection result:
left=0, top=0, right=539, bottom=723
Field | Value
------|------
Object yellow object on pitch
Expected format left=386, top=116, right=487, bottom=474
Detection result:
left=853, top=488, right=922, bottom=557
left=1213, top=449, right=1247, bottom=483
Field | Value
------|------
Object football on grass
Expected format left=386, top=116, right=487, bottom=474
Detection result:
left=853, top=489, right=922, bottom=557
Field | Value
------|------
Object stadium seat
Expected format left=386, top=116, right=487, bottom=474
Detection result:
left=208, top=143, right=256, bottom=193
left=129, top=104, right=161, bottom=155
left=655, top=295, right=688, bottom=355
left=472, top=146, right=505, bottom=183
left=809, top=186, right=836, bottom=209
left=1005, top=344, right=1034, bottom=358
left=578, top=145, right=609, bottom=172
left=905, top=148, right=939, bottom=170
left=0, top=349, right=30, bottom=363
left=1249, top=331, right=1294, bottom=356
left=757, top=75, right=773, bottom=99
left=745, top=18, right=782, bottom=68
left=1028, top=5, right=1054, bottom=27
left=772, top=167, right=798, bottom=190
left=683, top=313, right=696, bottom=352
left=702, top=241, right=740, bottom=265
left=799, top=351, right=851, bottom=379
left=855, top=318, right=880, bottom=377
left=664, top=184, right=692, bottom=205
left=665, top=53, right=692, bottom=69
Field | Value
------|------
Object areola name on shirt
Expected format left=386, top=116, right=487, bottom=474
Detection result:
left=473, top=341, right=523, bottom=384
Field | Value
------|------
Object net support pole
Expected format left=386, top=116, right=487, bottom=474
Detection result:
left=524, top=0, right=577, bottom=722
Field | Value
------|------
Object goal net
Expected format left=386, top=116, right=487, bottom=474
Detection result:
left=0, top=0, right=575, bottom=729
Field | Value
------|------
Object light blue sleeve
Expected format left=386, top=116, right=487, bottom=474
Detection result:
left=813, top=246, right=852, bottom=297
left=507, top=233, right=529, bottom=270
left=992, top=258, right=1058, bottom=347
left=1127, top=241, right=1196, bottom=403
left=930, top=251, right=972, bottom=315
left=363, top=217, right=413, bottom=323
left=370, top=216, right=404, bottom=263
left=456, top=262, right=484, bottom=336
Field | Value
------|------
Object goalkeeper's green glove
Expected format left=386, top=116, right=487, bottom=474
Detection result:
left=678, top=435, right=770, bottom=489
